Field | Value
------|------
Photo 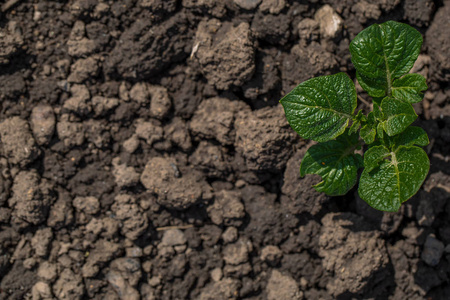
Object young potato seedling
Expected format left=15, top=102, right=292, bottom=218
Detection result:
left=280, top=21, right=430, bottom=212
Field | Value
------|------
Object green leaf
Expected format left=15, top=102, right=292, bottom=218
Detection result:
left=349, top=110, right=366, bottom=134
left=360, top=124, right=376, bottom=144
left=363, top=145, right=390, bottom=172
left=300, top=132, right=363, bottom=196
left=381, top=97, right=417, bottom=136
left=377, top=122, right=385, bottom=139
left=350, top=21, right=422, bottom=97
left=356, top=72, right=387, bottom=98
left=349, top=120, right=361, bottom=135
left=372, top=101, right=383, bottom=120
left=359, top=112, right=376, bottom=144
left=280, top=73, right=357, bottom=142
left=392, top=74, right=427, bottom=103
left=392, top=126, right=429, bottom=148
left=359, top=146, right=430, bottom=212
left=372, top=97, right=384, bottom=107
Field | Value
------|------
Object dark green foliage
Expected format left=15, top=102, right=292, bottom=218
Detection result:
left=280, top=21, right=430, bottom=212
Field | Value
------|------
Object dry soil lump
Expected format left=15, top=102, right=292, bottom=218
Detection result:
left=0, top=117, right=40, bottom=167
left=31, top=228, right=53, bottom=257
left=129, top=83, right=172, bottom=120
left=30, top=105, right=56, bottom=146
left=140, top=157, right=211, bottom=210
left=67, top=20, right=98, bottom=57
left=199, top=277, right=241, bottom=300
left=8, top=170, right=53, bottom=227
left=111, top=157, right=140, bottom=188
left=234, top=105, right=296, bottom=172
left=207, top=190, right=245, bottom=227
left=53, top=268, right=84, bottom=300
left=72, top=196, right=100, bottom=224
left=222, top=238, right=253, bottom=277
left=189, top=141, right=231, bottom=178
left=139, top=0, right=178, bottom=13
left=135, top=119, right=164, bottom=146
left=106, top=257, right=141, bottom=300
left=0, top=21, right=23, bottom=64
left=67, top=56, right=100, bottom=83
left=241, top=185, right=295, bottom=246
left=314, top=4, right=343, bottom=40
left=104, top=13, right=191, bottom=80
left=164, top=117, right=192, bottom=152
left=82, top=239, right=121, bottom=278
left=189, top=97, right=250, bottom=146
left=62, top=84, right=91, bottom=116
left=259, top=0, right=286, bottom=14
left=56, top=114, right=85, bottom=148
left=234, top=0, right=261, bottom=10
left=193, top=19, right=255, bottom=90
left=266, top=270, right=303, bottom=300
left=31, top=282, right=53, bottom=300
left=111, top=194, right=148, bottom=241
left=402, top=0, right=434, bottom=27
left=319, top=212, right=391, bottom=298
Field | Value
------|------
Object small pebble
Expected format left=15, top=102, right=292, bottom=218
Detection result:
left=421, top=234, right=444, bottom=266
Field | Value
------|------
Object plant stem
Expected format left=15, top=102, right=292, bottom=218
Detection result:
left=357, top=95, right=373, bottom=110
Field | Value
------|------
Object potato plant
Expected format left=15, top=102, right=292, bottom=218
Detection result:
left=280, top=21, right=430, bottom=212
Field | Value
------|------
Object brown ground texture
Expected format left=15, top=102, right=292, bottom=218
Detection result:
left=0, top=0, right=449, bottom=299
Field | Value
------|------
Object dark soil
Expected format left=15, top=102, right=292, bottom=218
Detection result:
left=0, top=0, right=449, bottom=299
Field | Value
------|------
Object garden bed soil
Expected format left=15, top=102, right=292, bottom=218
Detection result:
left=0, top=0, right=449, bottom=299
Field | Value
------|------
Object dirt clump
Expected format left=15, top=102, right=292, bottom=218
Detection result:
left=199, top=277, right=241, bottom=300
left=67, top=20, right=98, bottom=58
left=315, top=4, right=343, bottom=39
left=8, top=170, right=53, bottom=229
left=193, top=20, right=255, bottom=90
left=111, top=157, right=140, bottom=188
left=235, top=105, right=297, bottom=172
left=106, top=257, right=141, bottom=300
left=30, top=105, right=56, bottom=146
left=82, top=239, right=122, bottom=278
left=140, top=157, right=212, bottom=209
left=208, top=190, right=245, bottom=227
left=67, top=56, right=100, bottom=83
left=0, top=117, right=40, bottom=167
left=135, top=118, right=164, bottom=146
left=319, top=212, right=392, bottom=298
left=189, top=141, right=232, bottom=178
left=129, top=83, right=172, bottom=120
left=0, top=21, right=23, bottom=64
left=403, top=0, right=434, bottom=27
left=56, top=115, right=85, bottom=149
left=53, top=268, right=84, bottom=300
left=111, top=194, right=148, bottom=241
left=266, top=270, right=303, bottom=300
left=260, top=245, right=283, bottom=266
left=104, top=13, right=191, bottom=80
left=190, top=97, right=250, bottom=145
